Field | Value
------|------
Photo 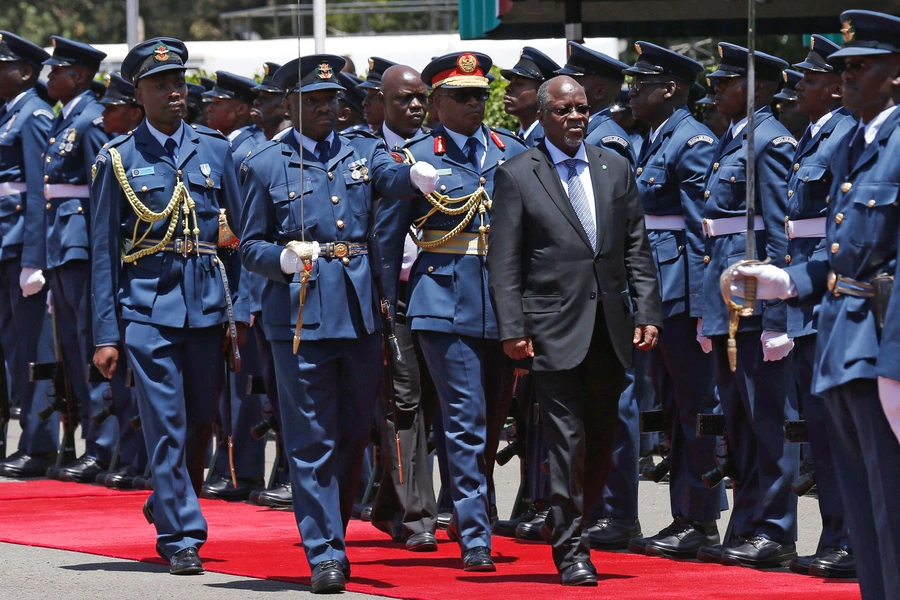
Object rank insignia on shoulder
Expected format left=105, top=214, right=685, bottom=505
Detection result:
left=687, top=134, right=715, bottom=147
left=601, top=135, right=629, bottom=148
left=489, top=130, right=506, bottom=150
left=434, top=135, right=446, bottom=155
left=772, top=136, right=797, bottom=146
left=390, top=151, right=404, bottom=163
left=33, top=109, right=54, bottom=120
left=92, top=116, right=104, bottom=127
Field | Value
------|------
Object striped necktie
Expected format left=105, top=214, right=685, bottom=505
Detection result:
left=564, top=159, right=596, bottom=251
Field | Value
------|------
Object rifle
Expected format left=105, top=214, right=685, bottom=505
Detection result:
left=32, top=302, right=79, bottom=468
left=0, top=343, right=10, bottom=460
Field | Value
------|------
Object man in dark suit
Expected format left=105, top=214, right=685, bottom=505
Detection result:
left=487, top=75, right=662, bottom=586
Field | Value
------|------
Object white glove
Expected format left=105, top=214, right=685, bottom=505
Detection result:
left=279, top=242, right=320, bottom=275
left=877, top=376, right=900, bottom=446
left=410, top=162, right=439, bottom=194
left=761, top=330, right=794, bottom=362
left=731, top=263, right=797, bottom=300
left=696, top=318, right=712, bottom=354
left=19, top=267, right=45, bottom=297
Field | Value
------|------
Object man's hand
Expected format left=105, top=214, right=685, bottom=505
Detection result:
left=19, top=267, right=45, bottom=297
left=503, top=337, right=534, bottom=360
left=633, top=325, right=659, bottom=351
left=761, top=330, right=794, bottom=361
left=731, top=264, right=797, bottom=300
left=93, top=346, right=119, bottom=380
left=410, top=162, right=439, bottom=194
left=696, top=318, right=712, bottom=354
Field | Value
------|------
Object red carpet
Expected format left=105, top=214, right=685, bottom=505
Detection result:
left=0, top=480, right=860, bottom=599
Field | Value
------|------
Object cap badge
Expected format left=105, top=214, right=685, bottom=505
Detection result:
left=153, top=43, right=170, bottom=63
left=718, top=45, right=724, bottom=58
left=104, top=73, right=111, bottom=87
left=458, top=53, right=478, bottom=74
left=635, top=42, right=642, bottom=55
left=810, top=37, right=816, bottom=50
left=841, top=20, right=855, bottom=43
left=51, top=38, right=57, bottom=48
left=0, top=34, right=4, bottom=45
left=368, top=58, right=375, bottom=71
left=263, top=63, right=270, bottom=76
left=316, top=62, right=334, bottom=79
left=782, top=71, right=788, bottom=83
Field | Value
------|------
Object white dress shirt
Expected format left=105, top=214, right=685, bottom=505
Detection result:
left=544, top=139, right=596, bottom=236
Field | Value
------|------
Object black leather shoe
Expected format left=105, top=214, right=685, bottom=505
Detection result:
left=697, top=536, right=746, bottom=564
left=169, top=547, right=204, bottom=575
left=251, top=483, right=293, bottom=508
left=721, top=535, right=797, bottom=568
left=406, top=531, right=438, bottom=552
left=462, top=546, right=495, bottom=572
left=310, top=560, right=346, bottom=593
left=809, top=548, right=856, bottom=579
left=492, top=509, right=535, bottom=538
left=789, top=552, right=818, bottom=575
left=142, top=499, right=154, bottom=525
left=0, top=451, right=56, bottom=478
left=588, top=518, right=642, bottom=550
left=436, top=512, right=451, bottom=531
left=515, top=508, right=549, bottom=542
left=200, top=475, right=264, bottom=501
left=560, top=561, right=598, bottom=587
left=447, top=520, right=459, bottom=543
left=59, top=456, right=109, bottom=483
left=646, top=521, right=720, bottom=559
left=360, top=505, right=373, bottom=522
left=133, top=475, right=150, bottom=490
left=628, top=518, right=688, bottom=555
left=95, top=471, right=110, bottom=486
left=105, top=466, right=140, bottom=489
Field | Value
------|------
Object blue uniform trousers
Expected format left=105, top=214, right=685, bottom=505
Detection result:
left=212, top=330, right=266, bottom=480
left=125, top=321, right=223, bottom=557
left=650, top=313, right=722, bottom=522
left=271, top=332, right=382, bottom=568
left=822, top=379, right=900, bottom=600
left=793, top=335, right=849, bottom=551
left=417, top=331, right=492, bottom=552
left=0, top=260, right=57, bottom=455
left=252, top=317, right=289, bottom=483
left=46, top=261, right=117, bottom=461
left=712, top=332, right=798, bottom=544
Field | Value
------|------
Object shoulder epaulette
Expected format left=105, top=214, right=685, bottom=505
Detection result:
left=191, top=123, right=227, bottom=140
left=341, top=128, right=377, bottom=140
left=105, top=131, right=133, bottom=149
left=489, top=129, right=506, bottom=150
left=687, top=134, right=715, bottom=147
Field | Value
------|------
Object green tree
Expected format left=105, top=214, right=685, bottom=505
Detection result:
left=484, top=66, right=517, bottom=131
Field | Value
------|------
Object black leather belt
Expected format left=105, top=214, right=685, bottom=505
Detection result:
left=130, top=238, right=217, bottom=257
left=827, top=271, right=875, bottom=298
left=320, top=241, right=368, bottom=259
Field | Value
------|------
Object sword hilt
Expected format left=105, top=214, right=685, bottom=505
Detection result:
left=720, top=258, right=767, bottom=372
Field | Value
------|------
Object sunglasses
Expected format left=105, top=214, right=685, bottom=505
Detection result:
left=543, top=104, right=590, bottom=117
left=438, top=90, right=490, bottom=103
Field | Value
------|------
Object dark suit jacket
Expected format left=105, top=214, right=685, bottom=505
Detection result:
left=487, top=141, right=662, bottom=372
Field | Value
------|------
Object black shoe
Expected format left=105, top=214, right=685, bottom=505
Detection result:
left=789, top=552, right=819, bottom=575
left=492, top=509, right=535, bottom=538
left=587, top=518, right=642, bottom=550
left=310, top=560, right=345, bottom=594
left=447, top=520, right=459, bottom=543
left=559, top=561, right=598, bottom=586
left=95, top=471, right=110, bottom=486
left=169, top=547, right=204, bottom=575
left=697, top=536, right=746, bottom=564
left=406, top=531, right=438, bottom=552
left=200, top=475, right=264, bottom=501
left=646, top=521, right=720, bottom=559
left=809, top=548, right=856, bottom=579
left=142, top=499, right=154, bottom=525
left=721, top=535, right=797, bottom=568
left=105, top=466, right=140, bottom=489
left=462, top=546, right=495, bottom=572
left=436, top=512, right=451, bottom=531
left=252, top=483, right=293, bottom=508
left=628, top=518, right=688, bottom=555
left=360, top=505, right=373, bottom=522
left=515, top=508, right=549, bottom=541
left=0, top=451, right=56, bottom=478
left=59, top=456, right=110, bottom=483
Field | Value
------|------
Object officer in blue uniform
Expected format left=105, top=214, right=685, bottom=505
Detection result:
left=780, top=34, right=858, bottom=580
left=204, top=71, right=262, bottom=145
left=337, top=71, right=367, bottom=132
left=500, top=47, right=560, bottom=148
left=357, top=57, right=396, bottom=133
left=376, top=51, right=527, bottom=572
left=620, top=41, right=723, bottom=559
left=732, top=11, right=900, bottom=598
left=91, top=37, right=248, bottom=575
left=22, top=36, right=117, bottom=482
left=239, top=55, right=438, bottom=593
left=556, top=42, right=634, bottom=164
left=93, top=71, right=148, bottom=490
left=696, top=43, right=800, bottom=568
left=0, top=32, right=59, bottom=478
left=774, top=69, right=808, bottom=140
left=610, top=88, right=646, bottom=159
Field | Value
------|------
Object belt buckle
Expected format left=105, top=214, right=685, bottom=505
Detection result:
left=175, top=238, right=194, bottom=257
left=333, top=242, right=349, bottom=259
left=827, top=271, right=838, bottom=294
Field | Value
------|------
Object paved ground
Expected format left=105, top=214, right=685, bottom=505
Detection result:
left=0, top=420, right=827, bottom=598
